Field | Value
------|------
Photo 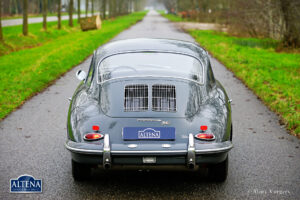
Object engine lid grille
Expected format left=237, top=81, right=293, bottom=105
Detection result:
left=152, top=84, right=176, bottom=112
left=124, top=84, right=148, bottom=111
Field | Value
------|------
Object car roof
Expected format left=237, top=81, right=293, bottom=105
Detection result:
left=95, top=38, right=208, bottom=64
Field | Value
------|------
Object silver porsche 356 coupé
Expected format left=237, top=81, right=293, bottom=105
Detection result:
left=65, top=38, right=233, bottom=182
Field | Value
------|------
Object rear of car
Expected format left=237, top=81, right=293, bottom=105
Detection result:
left=65, top=39, right=233, bottom=182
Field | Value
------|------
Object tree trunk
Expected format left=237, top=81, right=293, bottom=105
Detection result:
left=112, top=0, right=116, bottom=17
left=17, top=0, right=22, bottom=14
left=38, top=0, right=42, bottom=14
left=77, top=0, right=80, bottom=23
left=128, top=0, right=131, bottom=13
left=58, top=0, right=61, bottom=29
left=23, top=0, right=28, bottom=36
left=109, top=0, right=112, bottom=18
left=0, top=0, right=3, bottom=41
left=197, top=0, right=201, bottom=21
left=91, top=0, right=94, bottom=15
left=43, top=0, right=47, bottom=30
left=85, top=0, right=88, bottom=17
left=102, top=0, right=106, bottom=19
left=280, top=0, right=300, bottom=47
left=12, top=0, right=18, bottom=14
left=80, top=15, right=101, bottom=31
left=69, top=0, right=74, bottom=27
left=133, top=0, right=137, bottom=12
left=267, top=0, right=274, bottom=38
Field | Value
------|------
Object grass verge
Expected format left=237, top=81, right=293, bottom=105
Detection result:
left=160, top=12, right=300, bottom=136
left=0, top=12, right=147, bottom=120
left=159, top=11, right=188, bottom=22
left=190, top=30, right=300, bottom=136
left=1, top=20, right=80, bottom=56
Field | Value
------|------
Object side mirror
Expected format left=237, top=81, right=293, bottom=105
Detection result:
left=76, top=70, right=87, bottom=81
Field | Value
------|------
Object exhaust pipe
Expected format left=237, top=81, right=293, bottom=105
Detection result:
left=104, top=162, right=111, bottom=169
left=187, top=162, right=195, bottom=169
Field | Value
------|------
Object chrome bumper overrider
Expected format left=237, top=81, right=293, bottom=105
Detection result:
left=187, top=133, right=196, bottom=168
left=103, top=134, right=111, bottom=169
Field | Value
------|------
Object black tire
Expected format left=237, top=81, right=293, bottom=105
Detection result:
left=208, top=156, right=228, bottom=182
left=72, top=159, right=91, bottom=181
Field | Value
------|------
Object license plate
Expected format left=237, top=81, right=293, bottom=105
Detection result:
left=123, top=127, right=175, bottom=140
left=143, top=157, right=156, bottom=164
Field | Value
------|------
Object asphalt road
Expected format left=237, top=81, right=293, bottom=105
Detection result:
left=1, top=10, right=300, bottom=200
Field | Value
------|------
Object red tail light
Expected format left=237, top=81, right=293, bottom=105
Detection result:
left=92, top=125, right=100, bottom=131
left=84, top=133, right=103, bottom=141
left=200, top=125, right=208, bottom=131
left=195, top=133, right=215, bottom=141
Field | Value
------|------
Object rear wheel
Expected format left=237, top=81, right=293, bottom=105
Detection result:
left=208, top=156, right=228, bottom=182
left=72, top=159, right=91, bottom=181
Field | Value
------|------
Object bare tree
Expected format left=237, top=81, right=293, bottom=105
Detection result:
left=69, top=0, right=74, bottom=27
left=86, top=0, right=88, bottom=17
left=23, top=0, right=28, bottom=36
left=280, top=0, right=300, bottom=47
left=77, top=0, right=81, bottom=23
left=102, top=0, right=107, bottom=19
left=58, top=0, right=61, bottom=29
left=111, top=0, right=116, bottom=17
left=0, top=0, right=3, bottom=41
left=109, top=0, right=113, bottom=18
left=42, top=0, right=47, bottom=30
left=160, top=0, right=177, bottom=13
left=91, top=0, right=94, bottom=15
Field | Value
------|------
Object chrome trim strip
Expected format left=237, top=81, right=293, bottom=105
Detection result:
left=195, top=143, right=233, bottom=154
left=64, top=143, right=103, bottom=154
left=111, top=143, right=233, bottom=155
left=111, top=150, right=187, bottom=154
left=137, top=118, right=162, bottom=122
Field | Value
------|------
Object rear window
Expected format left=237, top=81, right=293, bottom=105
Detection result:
left=98, top=53, right=203, bottom=84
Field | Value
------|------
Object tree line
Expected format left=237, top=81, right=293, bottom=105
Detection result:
left=160, top=0, right=300, bottom=48
left=0, top=0, right=145, bottom=41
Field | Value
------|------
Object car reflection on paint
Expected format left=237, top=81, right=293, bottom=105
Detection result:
left=65, top=38, right=233, bottom=182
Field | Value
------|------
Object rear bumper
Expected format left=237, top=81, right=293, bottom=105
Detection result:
left=65, top=134, right=233, bottom=168
left=65, top=141, right=233, bottom=155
